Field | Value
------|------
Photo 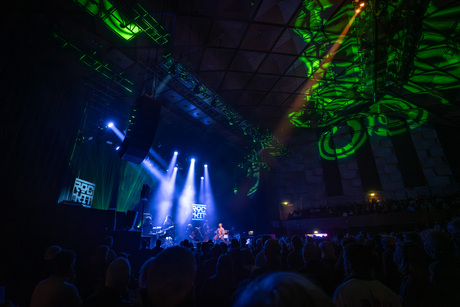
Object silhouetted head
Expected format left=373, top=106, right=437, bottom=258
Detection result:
left=233, top=272, right=333, bottom=307
left=303, top=243, right=321, bottom=263
left=140, top=246, right=196, bottom=307
left=264, top=239, right=281, bottom=263
left=106, top=257, right=131, bottom=291
left=343, top=243, right=376, bottom=278
left=52, top=249, right=76, bottom=280
left=292, top=236, right=303, bottom=249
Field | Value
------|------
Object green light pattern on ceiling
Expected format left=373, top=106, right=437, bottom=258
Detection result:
left=75, top=0, right=141, bottom=41
left=75, top=0, right=170, bottom=45
left=318, top=95, right=431, bottom=160
left=291, top=0, right=460, bottom=160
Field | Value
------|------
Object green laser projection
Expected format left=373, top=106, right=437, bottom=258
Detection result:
left=319, top=120, right=367, bottom=161
left=291, top=0, right=460, bottom=160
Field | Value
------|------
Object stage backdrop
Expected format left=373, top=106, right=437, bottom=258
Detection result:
left=58, top=140, right=156, bottom=212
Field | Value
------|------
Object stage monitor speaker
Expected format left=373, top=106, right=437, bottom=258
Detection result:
left=119, top=95, right=161, bottom=164
left=106, top=208, right=117, bottom=231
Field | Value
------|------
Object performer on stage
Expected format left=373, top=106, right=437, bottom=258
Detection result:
left=141, top=216, right=153, bottom=236
left=187, top=224, right=194, bottom=240
left=162, top=215, right=175, bottom=243
left=213, top=223, right=226, bottom=243
left=202, top=220, right=210, bottom=242
left=163, top=215, right=174, bottom=228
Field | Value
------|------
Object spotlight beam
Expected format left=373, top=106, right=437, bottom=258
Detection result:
left=166, top=151, right=179, bottom=178
left=108, top=124, right=125, bottom=141
left=177, top=158, right=196, bottom=225
left=141, top=159, right=165, bottom=182
left=203, top=164, right=216, bottom=228
left=151, top=166, right=178, bottom=225
left=148, top=148, right=168, bottom=170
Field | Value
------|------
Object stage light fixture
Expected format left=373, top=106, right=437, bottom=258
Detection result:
left=116, top=146, right=120, bottom=151
left=355, top=1, right=366, bottom=14
left=174, top=151, right=178, bottom=155
left=193, top=85, right=201, bottom=94
left=201, top=177, right=204, bottom=180
left=168, top=63, right=177, bottom=75
left=108, top=122, right=114, bottom=128
left=204, top=164, right=208, bottom=168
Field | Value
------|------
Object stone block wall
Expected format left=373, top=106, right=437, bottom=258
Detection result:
left=271, top=125, right=458, bottom=217
left=410, top=126, right=453, bottom=187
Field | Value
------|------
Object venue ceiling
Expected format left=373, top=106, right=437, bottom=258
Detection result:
left=16, top=0, right=460, bottom=161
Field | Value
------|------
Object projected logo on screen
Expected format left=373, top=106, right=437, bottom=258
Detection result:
left=192, top=204, right=207, bottom=221
left=72, top=178, right=96, bottom=206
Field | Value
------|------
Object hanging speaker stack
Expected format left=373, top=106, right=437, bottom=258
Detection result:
left=118, top=95, right=161, bottom=164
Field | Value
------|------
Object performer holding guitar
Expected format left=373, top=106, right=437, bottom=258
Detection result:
left=213, top=223, right=225, bottom=243
left=187, top=224, right=203, bottom=241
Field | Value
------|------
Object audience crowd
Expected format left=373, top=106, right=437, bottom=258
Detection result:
left=23, top=216, right=460, bottom=307
left=288, top=194, right=460, bottom=220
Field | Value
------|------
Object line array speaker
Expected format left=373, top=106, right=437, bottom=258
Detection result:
left=119, top=95, right=161, bottom=164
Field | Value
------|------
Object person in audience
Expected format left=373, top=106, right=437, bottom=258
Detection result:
left=239, top=237, right=248, bottom=249
left=151, top=239, right=164, bottom=257
left=334, top=236, right=356, bottom=278
left=333, top=243, right=401, bottom=307
left=393, top=240, right=434, bottom=307
left=298, top=242, right=337, bottom=296
left=319, top=241, right=336, bottom=264
left=76, top=245, right=109, bottom=299
left=130, top=240, right=153, bottom=280
left=198, top=241, right=211, bottom=264
left=30, top=249, right=82, bottom=307
left=38, top=245, right=63, bottom=280
left=252, top=238, right=263, bottom=260
left=249, top=239, right=285, bottom=281
left=381, top=235, right=400, bottom=293
left=199, top=254, right=237, bottom=307
left=139, top=246, right=196, bottom=307
left=233, top=271, right=333, bottom=307
left=446, top=217, right=460, bottom=257
left=254, top=235, right=273, bottom=267
left=103, top=236, right=117, bottom=263
left=199, top=243, right=222, bottom=281
left=287, top=235, right=304, bottom=271
left=236, top=248, right=255, bottom=283
left=421, top=228, right=460, bottom=306
left=83, top=257, right=134, bottom=306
